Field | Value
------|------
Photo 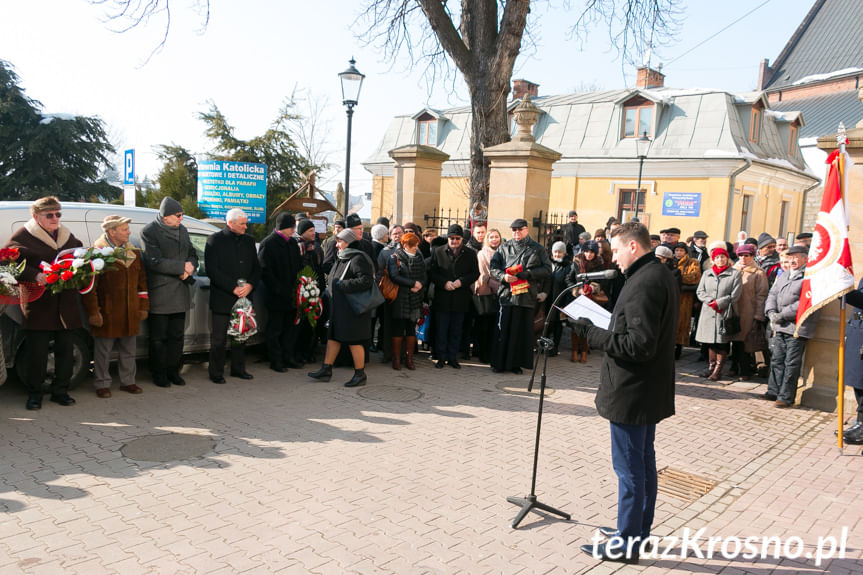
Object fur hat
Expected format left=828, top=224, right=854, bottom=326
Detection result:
left=31, top=196, right=61, bottom=215
left=101, top=215, right=132, bottom=231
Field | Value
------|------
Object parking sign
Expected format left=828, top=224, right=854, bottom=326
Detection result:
left=124, top=149, right=135, bottom=185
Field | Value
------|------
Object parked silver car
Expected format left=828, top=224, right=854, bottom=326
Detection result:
left=0, top=201, right=262, bottom=388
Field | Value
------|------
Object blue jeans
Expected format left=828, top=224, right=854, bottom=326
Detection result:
left=767, top=332, right=808, bottom=404
left=434, top=311, right=464, bottom=362
left=610, top=422, right=657, bottom=543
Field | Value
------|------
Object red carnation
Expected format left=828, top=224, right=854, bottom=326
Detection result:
left=60, top=270, right=74, bottom=281
left=45, top=273, right=60, bottom=284
left=60, top=260, right=73, bottom=270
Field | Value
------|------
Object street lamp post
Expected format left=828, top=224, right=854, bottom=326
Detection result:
left=338, top=58, right=365, bottom=217
left=633, top=131, right=653, bottom=222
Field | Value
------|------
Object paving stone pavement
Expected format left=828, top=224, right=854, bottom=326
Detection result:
left=0, top=347, right=861, bottom=574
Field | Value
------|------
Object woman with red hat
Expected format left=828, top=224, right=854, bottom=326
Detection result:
left=695, top=241, right=742, bottom=380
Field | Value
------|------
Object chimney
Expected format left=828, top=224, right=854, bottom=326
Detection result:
left=636, top=65, right=665, bottom=89
left=757, top=58, right=774, bottom=90
left=512, top=79, right=539, bottom=100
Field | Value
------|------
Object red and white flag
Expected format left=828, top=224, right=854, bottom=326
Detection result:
left=795, top=148, right=854, bottom=335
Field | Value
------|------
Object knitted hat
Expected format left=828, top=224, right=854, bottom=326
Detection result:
left=159, top=197, right=183, bottom=217
left=346, top=213, right=363, bottom=228
left=336, top=229, right=357, bottom=243
left=552, top=241, right=567, bottom=253
left=101, top=215, right=132, bottom=231
left=297, top=219, right=315, bottom=235
left=275, top=213, right=296, bottom=230
left=709, top=240, right=729, bottom=259
left=334, top=219, right=346, bottom=228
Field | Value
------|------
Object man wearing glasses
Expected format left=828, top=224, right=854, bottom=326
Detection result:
left=141, top=197, right=198, bottom=388
left=5, top=196, right=84, bottom=410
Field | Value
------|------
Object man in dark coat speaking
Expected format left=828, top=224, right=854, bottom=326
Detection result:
left=571, top=221, right=679, bottom=564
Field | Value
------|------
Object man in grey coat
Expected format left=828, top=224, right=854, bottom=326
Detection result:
left=140, top=197, right=198, bottom=388
left=762, top=245, right=819, bottom=407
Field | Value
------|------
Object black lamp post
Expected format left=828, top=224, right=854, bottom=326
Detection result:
left=633, top=131, right=653, bottom=222
left=338, top=58, right=365, bottom=217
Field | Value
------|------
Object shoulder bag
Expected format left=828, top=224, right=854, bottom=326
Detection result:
left=340, top=253, right=386, bottom=315
left=379, top=256, right=400, bottom=303
left=718, top=304, right=741, bottom=337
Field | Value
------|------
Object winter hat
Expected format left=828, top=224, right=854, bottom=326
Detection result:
left=159, top=197, right=183, bottom=218
left=583, top=240, right=600, bottom=254
left=655, top=245, right=673, bottom=259
left=101, top=215, right=132, bottom=231
left=568, top=210, right=578, bottom=217
left=336, top=229, right=357, bottom=243
left=447, top=224, right=464, bottom=238
left=31, top=196, right=61, bottom=215
left=334, top=219, right=346, bottom=229
left=735, top=243, right=756, bottom=256
left=297, top=219, right=315, bottom=235
left=787, top=245, right=808, bottom=255
left=744, top=237, right=759, bottom=246
left=693, top=230, right=708, bottom=239
left=275, top=213, right=296, bottom=230
left=552, top=241, right=567, bottom=254
left=346, top=213, right=363, bottom=229
left=709, top=240, right=729, bottom=259
left=757, top=232, right=776, bottom=249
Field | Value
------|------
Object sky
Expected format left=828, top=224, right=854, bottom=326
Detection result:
left=0, top=0, right=818, bottom=202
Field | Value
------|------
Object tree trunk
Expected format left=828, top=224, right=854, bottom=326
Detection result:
left=467, top=77, right=511, bottom=208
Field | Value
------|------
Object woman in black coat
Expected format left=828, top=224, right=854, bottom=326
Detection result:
left=308, top=230, right=373, bottom=387
left=386, top=232, right=426, bottom=371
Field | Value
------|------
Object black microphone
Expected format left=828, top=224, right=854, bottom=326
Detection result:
left=576, top=269, right=618, bottom=281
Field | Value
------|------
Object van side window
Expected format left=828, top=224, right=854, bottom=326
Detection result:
left=188, top=233, right=208, bottom=276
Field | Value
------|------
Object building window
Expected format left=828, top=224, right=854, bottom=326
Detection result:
left=788, top=125, right=799, bottom=155
left=740, top=194, right=752, bottom=235
left=418, top=120, right=437, bottom=145
left=778, top=200, right=790, bottom=237
left=618, top=188, right=646, bottom=221
left=622, top=97, right=654, bottom=138
left=749, top=107, right=761, bottom=143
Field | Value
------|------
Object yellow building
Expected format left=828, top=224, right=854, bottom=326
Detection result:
left=363, top=69, right=818, bottom=241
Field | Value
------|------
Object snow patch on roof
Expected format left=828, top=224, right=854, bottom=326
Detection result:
left=791, top=67, right=863, bottom=86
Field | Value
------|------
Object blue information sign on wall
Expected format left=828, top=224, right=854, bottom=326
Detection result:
left=661, top=192, right=701, bottom=217
left=197, top=160, right=268, bottom=223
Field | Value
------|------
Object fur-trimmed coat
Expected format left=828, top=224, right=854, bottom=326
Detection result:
left=82, top=234, right=149, bottom=339
left=4, top=220, right=84, bottom=331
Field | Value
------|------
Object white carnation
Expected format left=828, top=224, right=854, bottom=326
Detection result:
left=73, top=248, right=87, bottom=258
left=71, top=258, right=86, bottom=269
left=0, top=272, right=17, bottom=285
left=92, top=258, right=105, bottom=271
left=100, top=247, right=115, bottom=257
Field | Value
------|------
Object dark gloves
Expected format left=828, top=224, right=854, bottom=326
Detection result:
left=571, top=317, right=594, bottom=338
left=515, top=271, right=530, bottom=280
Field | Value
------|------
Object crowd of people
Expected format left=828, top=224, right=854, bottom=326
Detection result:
left=2, top=197, right=832, bottom=418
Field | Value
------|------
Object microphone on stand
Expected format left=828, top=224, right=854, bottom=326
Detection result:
left=575, top=269, right=618, bottom=282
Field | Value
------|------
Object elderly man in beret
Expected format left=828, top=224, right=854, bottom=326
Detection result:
left=83, top=215, right=149, bottom=397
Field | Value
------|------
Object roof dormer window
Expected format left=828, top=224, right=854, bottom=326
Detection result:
left=621, top=96, right=653, bottom=139
left=749, top=105, right=762, bottom=144
left=416, top=112, right=437, bottom=146
left=788, top=124, right=799, bottom=155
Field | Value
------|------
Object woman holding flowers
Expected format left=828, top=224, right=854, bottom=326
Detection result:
left=4, top=196, right=83, bottom=411
left=385, top=231, right=426, bottom=370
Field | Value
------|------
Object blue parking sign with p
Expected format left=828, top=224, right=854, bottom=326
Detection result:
left=124, top=149, right=135, bottom=185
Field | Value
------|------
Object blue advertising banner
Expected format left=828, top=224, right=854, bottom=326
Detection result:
left=661, top=192, right=701, bottom=217
left=197, top=160, right=267, bottom=223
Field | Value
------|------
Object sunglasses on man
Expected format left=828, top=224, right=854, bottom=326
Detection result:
left=41, top=211, right=62, bottom=219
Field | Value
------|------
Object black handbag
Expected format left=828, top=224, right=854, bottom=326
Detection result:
left=472, top=294, right=496, bottom=316
left=719, top=305, right=741, bottom=337
left=339, top=254, right=386, bottom=315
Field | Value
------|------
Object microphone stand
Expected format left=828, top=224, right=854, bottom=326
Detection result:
left=506, top=281, right=583, bottom=529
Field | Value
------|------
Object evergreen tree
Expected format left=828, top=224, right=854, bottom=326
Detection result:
left=0, top=60, right=119, bottom=201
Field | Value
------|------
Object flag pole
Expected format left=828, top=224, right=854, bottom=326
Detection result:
left=838, top=124, right=847, bottom=452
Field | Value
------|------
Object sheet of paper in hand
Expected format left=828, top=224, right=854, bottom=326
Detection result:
left=557, top=295, right=612, bottom=330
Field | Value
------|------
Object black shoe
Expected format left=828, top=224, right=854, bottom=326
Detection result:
left=448, top=359, right=461, bottom=369
left=845, top=426, right=863, bottom=445
left=153, top=379, right=171, bottom=388
left=49, top=394, right=76, bottom=406
left=839, top=421, right=863, bottom=436
left=230, top=371, right=254, bottom=380
left=491, top=367, right=503, bottom=373
left=580, top=542, right=639, bottom=564
left=308, top=364, right=333, bottom=381
left=210, top=376, right=226, bottom=384
left=598, top=526, right=618, bottom=537
left=285, top=359, right=303, bottom=369
left=168, top=374, right=186, bottom=386
left=435, top=359, right=446, bottom=369
left=26, top=396, right=42, bottom=410
left=759, top=392, right=777, bottom=401
left=344, top=370, right=367, bottom=387
left=674, top=344, right=682, bottom=360
left=270, top=364, right=288, bottom=373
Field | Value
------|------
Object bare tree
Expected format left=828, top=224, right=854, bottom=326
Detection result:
left=88, top=0, right=682, bottom=206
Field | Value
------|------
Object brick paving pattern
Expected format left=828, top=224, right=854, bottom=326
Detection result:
left=0, top=348, right=860, bottom=574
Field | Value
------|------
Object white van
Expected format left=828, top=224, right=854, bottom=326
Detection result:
left=0, top=201, right=260, bottom=388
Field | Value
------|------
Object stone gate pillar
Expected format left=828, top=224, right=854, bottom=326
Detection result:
left=388, top=145, right=449, bottom=226
left=485, top=95, right=561, bottom=235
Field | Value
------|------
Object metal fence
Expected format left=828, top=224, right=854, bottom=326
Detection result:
left=532, top=210, right=569, bottom=250
left=423, top=207, right=470, bottom=235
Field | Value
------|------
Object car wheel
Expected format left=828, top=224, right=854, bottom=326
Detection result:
left=15, top=331, right=92, bottom=392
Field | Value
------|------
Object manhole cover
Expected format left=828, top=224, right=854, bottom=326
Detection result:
left=121, top=433, right=216, bottom=462
left=357, top=385, right=423, bottom=402
left=657, top=467, right=717, bottom=502
left=495, top=381, right=555, bottom=396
